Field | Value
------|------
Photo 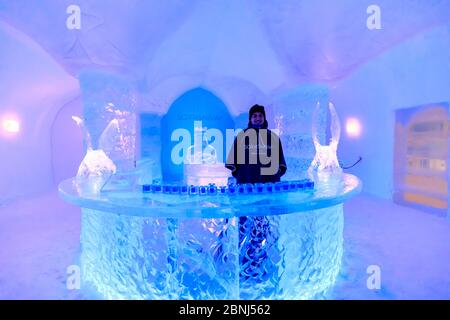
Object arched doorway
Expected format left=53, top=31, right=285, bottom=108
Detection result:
left=160, top=88, right=234, bottom=183
left=50, top=96, right=84, bottom=184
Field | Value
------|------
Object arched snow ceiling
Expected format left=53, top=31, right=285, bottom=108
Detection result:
left=0, top=0, right=449, bottom=84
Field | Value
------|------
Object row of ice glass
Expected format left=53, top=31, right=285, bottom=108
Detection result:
left=142, top=179, right=314, bottom=195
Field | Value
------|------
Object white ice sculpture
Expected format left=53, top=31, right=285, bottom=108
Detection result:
left=72, top=116, right=117, bottom=179
left=309, top=102, right=342, bottom=174
left=185, top=125, right=218, bottom=165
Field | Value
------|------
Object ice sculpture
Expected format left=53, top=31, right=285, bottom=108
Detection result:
left=309, top=102, right=342, bottom=174
left=185, top=124, right=218, bottom=165
left=72, top=116, right=117, bottom=180
left=79, top=71, right=137, bottom=173
left=100, top=103, right=136, bottom=171
left=184, top=124, right=231, bottom=186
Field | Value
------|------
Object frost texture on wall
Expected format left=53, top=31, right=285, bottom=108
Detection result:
left=80, top=204, right=343, bottom=299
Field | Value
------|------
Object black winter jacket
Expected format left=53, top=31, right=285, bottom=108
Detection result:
left=225, top=124, right=287, bottom=184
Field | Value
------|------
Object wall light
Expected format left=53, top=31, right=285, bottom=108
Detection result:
left=346, top=117, right=361, bottom=138
left=2, top=118, right=20, bottom=134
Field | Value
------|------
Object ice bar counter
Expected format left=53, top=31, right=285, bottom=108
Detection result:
left=58, top=173, right=361, bottom=300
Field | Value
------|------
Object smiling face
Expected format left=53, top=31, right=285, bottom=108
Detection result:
left=250, top=112, right=265, bottom=128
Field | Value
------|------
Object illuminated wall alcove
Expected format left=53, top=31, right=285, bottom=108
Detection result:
left=393, top=102, right=449, bottom=216
left=141, top=87, right=234, bottom=183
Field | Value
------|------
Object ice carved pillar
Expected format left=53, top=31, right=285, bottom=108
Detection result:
left=270, top=85, right=329, bottom=180
left=79, top=71, right=138, bottom=172
left=309, top=102, right=342, bottom=174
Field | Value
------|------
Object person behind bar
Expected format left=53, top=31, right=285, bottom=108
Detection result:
left=225, top=104, right=287, bottom=184
left=225, top=104, right=287, bottom=287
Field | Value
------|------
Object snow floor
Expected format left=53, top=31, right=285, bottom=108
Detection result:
left=0, top=189, right=449, bottom=300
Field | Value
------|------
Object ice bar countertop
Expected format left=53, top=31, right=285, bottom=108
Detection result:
left=58, top=172, right=362, bottom=299
left=58, top=173, right=362, bottom=218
